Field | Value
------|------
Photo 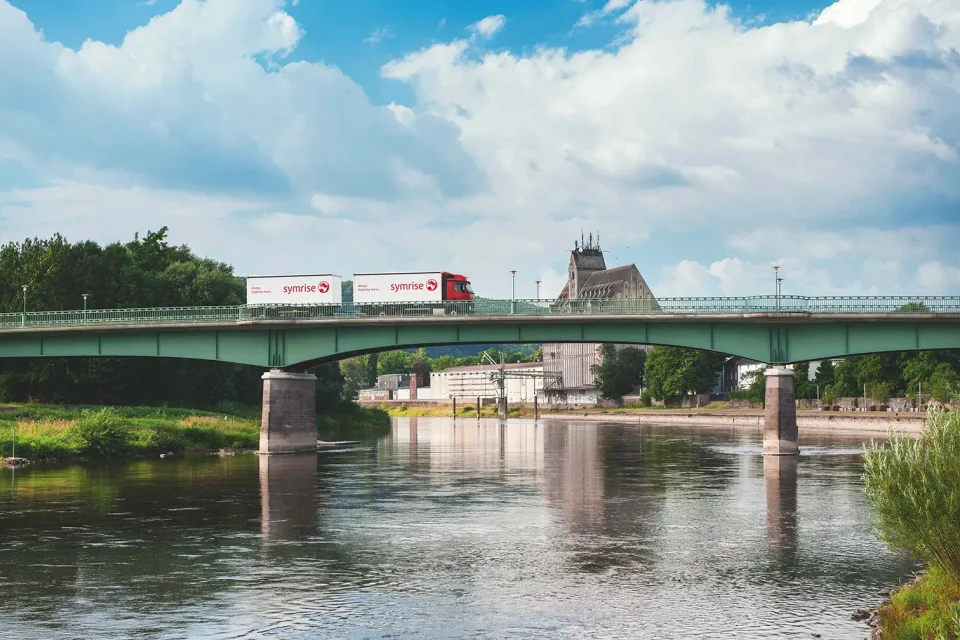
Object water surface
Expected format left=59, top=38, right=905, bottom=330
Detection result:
left=0, top=419, right=911, bottom=638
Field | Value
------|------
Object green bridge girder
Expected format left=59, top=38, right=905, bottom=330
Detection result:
left=1, top=314, right=959, bottom=368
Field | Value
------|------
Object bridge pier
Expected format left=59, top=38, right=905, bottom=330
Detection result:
left=259, top=370, right=318, bottom=455
left=763, top=367, right=799, bottom=456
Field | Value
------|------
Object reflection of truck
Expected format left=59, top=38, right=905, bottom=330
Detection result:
left=246, top=274, right=342, bottom=305
left=353, top=272, right=474, bottom=304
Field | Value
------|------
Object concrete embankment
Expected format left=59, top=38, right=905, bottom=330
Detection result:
left=538, top=411, right=924, bottom=435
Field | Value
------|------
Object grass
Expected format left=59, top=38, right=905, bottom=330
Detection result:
left=876, top=569, right=960, bottom=639
left=864, top=408, right=960, bottom=638
left=0, top=402, right=391, bottom=460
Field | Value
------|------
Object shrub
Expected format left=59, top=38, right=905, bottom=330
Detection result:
left=864, top=408, right=960, bottom=579
left=147, top=424, right=187, bottom=452
left=640, top=391, right=652, bottom=407
left=76, top=408, right=131, bottom=458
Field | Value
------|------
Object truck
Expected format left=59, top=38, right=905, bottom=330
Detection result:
left=246, top=274, right=342, bottom=312
left=353, top=271, right=474, bottom=314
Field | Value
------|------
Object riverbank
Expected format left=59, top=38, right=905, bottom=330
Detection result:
left=0, top=403, right=389, bottom=461
left=376, top=403, right=925, bottom=435
left=858, top=570, right=960, bottom=638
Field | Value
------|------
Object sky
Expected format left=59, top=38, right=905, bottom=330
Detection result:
left=0, top=0, right=958, bottom=300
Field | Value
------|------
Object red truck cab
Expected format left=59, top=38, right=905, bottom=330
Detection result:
left=444, top=273, right=475, bottom=301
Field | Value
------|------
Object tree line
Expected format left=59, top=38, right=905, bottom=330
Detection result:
left=593, top=346, right=960, bottom=405
left=0, top=229, right=349, bottom=409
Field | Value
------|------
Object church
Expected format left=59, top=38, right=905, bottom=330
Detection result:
left=540, top=236, right=657, bottom=404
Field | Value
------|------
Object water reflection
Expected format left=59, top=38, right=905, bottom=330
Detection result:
left=0, top=420, right=915, bottom=639
left=764, top=455, right=798, bottom=567
left=259, top=454, right=317, bottom=542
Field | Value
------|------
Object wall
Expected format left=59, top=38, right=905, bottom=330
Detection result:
left=430, top=366, right=544, bottom=403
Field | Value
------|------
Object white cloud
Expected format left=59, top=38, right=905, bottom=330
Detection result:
left=468, top=14, right=506, bottom=39
left=1, top=0, right=959, bottom=299
left=365, top=26, right=392, bottom=45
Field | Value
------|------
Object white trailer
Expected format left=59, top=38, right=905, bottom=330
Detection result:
left=246, top=274, right=342, bottom=305
left=353, top=272, right=444, bottom=303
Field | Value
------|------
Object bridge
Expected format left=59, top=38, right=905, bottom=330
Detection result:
left=2, top=295, right=958, bottom=455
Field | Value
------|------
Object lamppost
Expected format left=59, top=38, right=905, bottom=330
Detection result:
left=777, top=277, right=783, bottom=304
left=82, top=293, right=90, bottom=322
left=21, top=284, right=27, bottom=327
left=772, top=265, right=780, bottom=310
left=535, top=280, right=541, bottom=300
left=510, top=270, right=517, bottom=314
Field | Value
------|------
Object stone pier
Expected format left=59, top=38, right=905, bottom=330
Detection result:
left=763, top=367, right=799, bottom=456
left=259, top=370, right=318, bottom=455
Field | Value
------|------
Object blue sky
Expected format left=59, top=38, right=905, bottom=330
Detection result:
left=1, top=0, right=959, bottom=299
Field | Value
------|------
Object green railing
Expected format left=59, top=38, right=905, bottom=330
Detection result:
left=0, top=296, right=958, bottom=329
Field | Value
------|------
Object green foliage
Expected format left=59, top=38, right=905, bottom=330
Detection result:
left=340, top=356, right=371, bottom=400
left=76, top=409, right=131, bottom=458
left=378, top=350, right=412, bottom=375
left=644, top=346, right=725, bottom=400
left=0, top=229, right=267, bottom=407
left=867, top=380, right=893, bottom=404
left=877, top=568, right=960, bottom=640
left=928, top=364, right=960, bottom=403
left=864, top=408, right=960, bottom=580
left=592, top=345, right=646, bottom=401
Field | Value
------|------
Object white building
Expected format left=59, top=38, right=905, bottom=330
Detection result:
left=430, top=362, right=545, bottom=403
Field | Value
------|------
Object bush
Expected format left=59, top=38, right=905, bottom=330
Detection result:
left=640, top=391, right=652, bottom=407
left=147, top=424, right=187, bottom=452
left=864, top=407, right=960, bottom=579
left=76, top=408, right=131, bottom=458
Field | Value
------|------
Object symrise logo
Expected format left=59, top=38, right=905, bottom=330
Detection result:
left=426, top=279, right=438, bottom=291
left=318, top=281, right=330, bottom=294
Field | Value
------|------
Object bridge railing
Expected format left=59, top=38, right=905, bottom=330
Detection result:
left=2, top=296, right=960, bottom=329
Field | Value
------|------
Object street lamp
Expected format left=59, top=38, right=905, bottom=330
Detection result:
left=82, top=293, right=90, bottom=311
left=21, top=284, right=27, bottom=327
left=535, top=280, right=541, bottom=300
left=510, top=270, right=517, bottom=314
left=772, top=265, right=780, bottom=310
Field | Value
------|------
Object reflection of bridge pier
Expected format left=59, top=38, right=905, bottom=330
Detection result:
left=259, top=454, right=317, bottom=542
left=764, top=455, right=798, bottom=566
left=543, top=423, right=605, bottom=535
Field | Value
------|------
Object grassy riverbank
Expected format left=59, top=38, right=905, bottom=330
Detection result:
left=0, top=403, right=390, bottom=460
left=864, top=408, right=960, bottom=638
left=874, top=569, right=960, bottom=639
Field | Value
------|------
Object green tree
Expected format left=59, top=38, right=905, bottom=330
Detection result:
left=410, top=348, right=432, bottom=381
left=530, top=346, right=544, bottom=362
left=644, top=347, right=724, bottom=400
left=794, top=362, right=815, bottom=400
left=378, top=351, right=411, bottom=375
left=928, top=364, right=959, bottom=403
left=433, top=355, right=457, bottom=371
left=814, top=359, right=836, bottom=388
left=592, top=345, right=646, bottom=402
left=365, top=352, right=379, bottom=388
left=340, top=356, right=370, bottom=400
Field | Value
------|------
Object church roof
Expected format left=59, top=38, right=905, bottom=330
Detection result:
left=579, top=264, right=638, bottom=289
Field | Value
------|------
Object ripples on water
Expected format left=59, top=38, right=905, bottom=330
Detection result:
left=0, top=419, right=913, bottom=639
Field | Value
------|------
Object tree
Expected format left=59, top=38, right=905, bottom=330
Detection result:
left=531, top=346, right=544, bottom=362
left=433, top=355, right=457, bottom=371
left=644, top=346, right=725, bottom=400
left=794, top=361, right=816, bottom=400
left=592, top=345, right=646, bottom=401
left=365, top=352, right=379, bottom=388
left=410, top=348, right=432, bottom=381
left=378, top=351, right=411, bottom=375
left=814, top=359, right=836, bottom=388
left=928, top=363, right=959, bottom=403
left=339, top=357, right=369, bottom=401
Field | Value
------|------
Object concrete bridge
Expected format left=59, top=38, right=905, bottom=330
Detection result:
left=1, top=296, right=958, bottom=456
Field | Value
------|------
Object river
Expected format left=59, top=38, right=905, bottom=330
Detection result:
left=0, top=418, right=912, bottom=639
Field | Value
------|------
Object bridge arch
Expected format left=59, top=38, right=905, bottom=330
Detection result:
left=1, top=316, right=959, bottom=367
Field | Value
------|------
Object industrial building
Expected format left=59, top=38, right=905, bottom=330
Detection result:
left=430, top=362, right=546, bottom=403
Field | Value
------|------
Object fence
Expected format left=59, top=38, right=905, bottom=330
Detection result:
left=1, top=295, right=958, bottom=330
